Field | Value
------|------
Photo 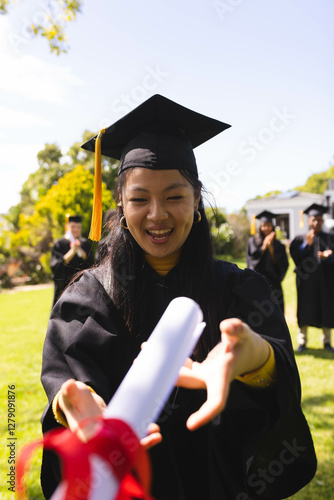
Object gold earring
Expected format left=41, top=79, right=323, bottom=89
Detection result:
left=194, top=210, right=201, bottom=224
left=120, top=215, right=128, bottom=229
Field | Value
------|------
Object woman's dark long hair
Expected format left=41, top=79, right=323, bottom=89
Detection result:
left=102, top=168, right=219, bottom=361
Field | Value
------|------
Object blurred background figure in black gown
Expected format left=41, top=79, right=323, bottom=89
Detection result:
left=246, top=210, right=288, bottom=313
left=290, top=203, right=334, bottom=352
left=50, top=214, right=94, bottom=306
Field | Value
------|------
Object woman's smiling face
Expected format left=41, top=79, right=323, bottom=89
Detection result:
left=121, top=168, right=200, bottom=258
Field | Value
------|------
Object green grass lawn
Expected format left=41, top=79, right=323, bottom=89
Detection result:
left=1, top=258, right=334, bottom=499
left=0, top=286, right=53, bottom=500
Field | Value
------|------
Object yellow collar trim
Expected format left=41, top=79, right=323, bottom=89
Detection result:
left=145, top=252, right=181, bottom=276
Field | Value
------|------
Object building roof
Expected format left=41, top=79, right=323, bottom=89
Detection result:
left=245, top=191, right=323, bottom=211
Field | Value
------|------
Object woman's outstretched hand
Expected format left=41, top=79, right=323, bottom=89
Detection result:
left=176, top=318, right=270, bottom=431
left=58, top=379, right=162, bottom=448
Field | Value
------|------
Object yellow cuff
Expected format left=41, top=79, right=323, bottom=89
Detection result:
left=235, top=341, right=277, bottom=388
left=52, top=385, right=96, bottom=427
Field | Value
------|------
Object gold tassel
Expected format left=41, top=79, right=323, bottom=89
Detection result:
left=65, top=213, right=70, bottom=233
left=89, top=128, right=106, bottom=241
left=299, top=209, right=304, bottom=229
left=250, top=214, right=256, bottom=235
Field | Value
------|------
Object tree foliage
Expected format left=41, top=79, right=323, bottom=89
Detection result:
left=6, top=165, right=115, bottom=285
left=17, top=163, right=114, bottom=240
left=0, top=0, right=9, bottom=14
left=66, top=130, right=119, bottom=196
left=19, top=143, right=71, bottom=216
left=0, top=129, right=119, bottom=286
left=295, top=165, right=334, bottom=194
left=0, top=0, right=83, bottom=54
left=254, top=190, right=282, bottom=199
left=6, top=131, right=119, bottom=229
left=252, top=163, right=334, bottom=201
left=226, top=208, right=250, bottom=258
left=206, top=207, right=234, bottom=256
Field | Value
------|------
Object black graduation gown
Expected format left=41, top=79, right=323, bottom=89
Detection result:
left=50, top=237, right=94, bottom=306
left=290, top=231, right=334, bottom=328
left=40, top=260, right=316, bottom=500
left=246, top=237, right=288, bottom=313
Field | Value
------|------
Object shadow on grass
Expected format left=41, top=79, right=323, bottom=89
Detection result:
left=302, top=393, right=334, bottom=408
left=303, top=394, right=334, bottom=414
left=294, top=348, right=334, bottom=360
left=300, top=393, right=334, bottom=432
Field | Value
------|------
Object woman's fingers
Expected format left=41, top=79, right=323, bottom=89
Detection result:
left=59, top=380, right=104, bottom=442
left=186, top=350, right=234, bottom=430
left=186, top=396, right=224, bottom=431
left=141, top=423, right=162, bottom=450
left=176, top=360, right=207, bottom=389
left=220, top=318, right=250, bottom=345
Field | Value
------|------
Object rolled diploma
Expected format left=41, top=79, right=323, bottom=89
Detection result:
left=87, top=297, right=205, bottom=500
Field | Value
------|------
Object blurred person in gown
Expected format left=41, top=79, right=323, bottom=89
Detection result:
left=246, top=210, right=288, bottom=313
left=50, top=215, right=94, bottom=306
left=290, top=203, right=334, bottom=352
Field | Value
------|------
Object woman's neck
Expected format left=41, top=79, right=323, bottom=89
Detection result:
left=145, top=252, right=181, bottom=276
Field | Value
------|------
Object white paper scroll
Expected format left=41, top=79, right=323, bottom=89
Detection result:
left=65, top=229, right=82, bottom=257
left=104, top=296, right=205, bottom=433
left=51, top=297, right=205, bottom=500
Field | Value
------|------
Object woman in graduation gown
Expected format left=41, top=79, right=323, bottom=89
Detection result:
left=41, top=95, right=316, bottom=500
left=246, top=211, right=289, bottom=313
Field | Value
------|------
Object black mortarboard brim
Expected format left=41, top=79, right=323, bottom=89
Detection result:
left=255, top=210, right=276, bottom=224
left=81, top=94, right=231, bottom=241
left=303, top=203, right=328, bottom=217
left=68, top=215, right=82, bottom=223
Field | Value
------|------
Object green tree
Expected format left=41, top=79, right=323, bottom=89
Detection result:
left=0, top=0, right=82, bottom=54
left=205, top=207, right=235, bottom=256
left=0, top=218, right=13, bottom=288
left=19, top=143, right=71, bottom=215
left=67, top=130, right=119, bottom=196
left=250, top=163, right=334, bottom=202
left=254, top=190, right=282, bottom=199
left=0, top=0, right=8, bottom=14
left=226, top=208, right=250, bottom=259
left=6, top=132, right=119, bottom=229
left=295, top=165, right=334, bottom=194
left=8, top=165, right=115, bottom=284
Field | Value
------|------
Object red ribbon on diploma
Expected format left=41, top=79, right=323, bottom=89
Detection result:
left=17, top=418, right=154, bottom=500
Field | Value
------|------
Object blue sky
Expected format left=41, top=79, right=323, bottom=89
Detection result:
left=1, top=0, right=334, bottom=214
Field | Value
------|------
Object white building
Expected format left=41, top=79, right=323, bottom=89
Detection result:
left=245, top=190, right=334, bottom=241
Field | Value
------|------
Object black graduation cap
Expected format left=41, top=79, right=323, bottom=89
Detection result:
left=68, top=215, right=82, bottom=223
left=255, top=210, right=276, bottom=224
left=303, top=203, right=328, bottom=217
left=81, top=94, right=231, bottom=241
left=81, top=94, right=231, bottom=176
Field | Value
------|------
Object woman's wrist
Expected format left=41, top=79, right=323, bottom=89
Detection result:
left=53, top=383, right=96, bottom=427
left=236, top=341, right=277, bottom=388
left=236, top=332, right=270, bottom=377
